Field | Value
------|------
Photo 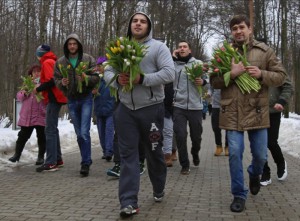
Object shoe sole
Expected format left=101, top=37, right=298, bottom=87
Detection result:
left=107, top=171, right=120, bottom=178
left=36, top=168, right=58, bottom=172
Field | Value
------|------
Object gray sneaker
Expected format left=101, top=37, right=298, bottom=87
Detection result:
left=120, top=205, right=139, bottom=218
left=153, top=191, right=165, bottom=202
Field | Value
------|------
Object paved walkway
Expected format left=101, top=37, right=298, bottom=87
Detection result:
left=0, top=116, right=300, bottom=221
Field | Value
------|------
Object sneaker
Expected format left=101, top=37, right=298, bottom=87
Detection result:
left=101, top=155, right=106, bottom=159
left=249, top=175, right=260, bottom=195
left=56, top=160, right=64, bottom=168
left=277, top=161, right=288, bottom=181
left=230, top=197, right=245, bottom=212
left=80, top=164, right=90, bottom=177
left=180, top=167, right=190, bottom=175
left=105, top=155, right=112, bottom=162
left=260, top=172, right=272, bottom=186
left=153, top=191, right=165, bottom=202
left=107, top=164, right=120, bottom=177
left=140, top=162, right=146, bottom=175
left=35, top=157, right=44, bottom=165
left=120, top=205, right=139, bottom=218
left=192, top=153, right=200, bottom=166
left=36, top=164, right=58, bottom=172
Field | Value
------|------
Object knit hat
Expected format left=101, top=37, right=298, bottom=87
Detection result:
left=36, top=44, right=51, bottom=57
left=96, top=56, right=107, bottom=65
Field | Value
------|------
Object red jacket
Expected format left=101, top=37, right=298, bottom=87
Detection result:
left=39, top=52, right=67, bottom=104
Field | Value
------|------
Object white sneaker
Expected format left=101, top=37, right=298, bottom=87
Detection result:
left=260, top=178, right=272, bottom=186
left=277, top=161, right=288, bottom=181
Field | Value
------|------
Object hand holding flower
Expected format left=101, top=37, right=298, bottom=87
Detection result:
left=230, top=58, right=246, bottom=79
left=62, top=78, right=69, bottom=86
left=245, top=66, right=262, bottom=79
left=194, top=77, right=204, bottom=86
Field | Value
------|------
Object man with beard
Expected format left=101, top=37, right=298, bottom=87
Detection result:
left=210, top=15, right=287, bottom=212
left=54, top=34, right=100, bottom=177
left=104, top=12, right=175, bottom=218
left=172, top=41, right=207, bottom=175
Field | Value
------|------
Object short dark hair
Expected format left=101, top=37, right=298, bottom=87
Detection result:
left=28, top=64, right=41, bottom=76
left=178, top=40, right=191, bottom=49
left=229, top=15, right=250, bottom=30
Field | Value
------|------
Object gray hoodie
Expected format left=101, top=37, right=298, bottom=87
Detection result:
left=104, top=12, right=175, bottom=110
left=173, top=57, right=204, bottom=110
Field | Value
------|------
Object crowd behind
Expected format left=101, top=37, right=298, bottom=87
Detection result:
left=8, top=12, right=293, bottom=218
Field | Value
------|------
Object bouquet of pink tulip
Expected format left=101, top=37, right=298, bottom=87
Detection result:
left=210, top=41, right=261, bottom=94
left=104, top=36, right=148, bottom=93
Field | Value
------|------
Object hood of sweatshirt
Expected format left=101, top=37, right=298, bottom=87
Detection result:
left=63, top=33, right=83, bottom=60
left=127, top=12, right=152, bottom=42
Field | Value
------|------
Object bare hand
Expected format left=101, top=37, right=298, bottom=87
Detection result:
left=194, top=77, right=203, bottom=86
left=246, top=66, right=262, bottom=79
left=32, top=86, right=38, bottom=94
left=230, top=58, right=246, bottom=79
left=118, top=73, right=130, bottom=86
left=62, top=78, right=69, bottom=86
left=172, top=49, right=180, bottom=58
left=274, top=103, right=284, bottom=111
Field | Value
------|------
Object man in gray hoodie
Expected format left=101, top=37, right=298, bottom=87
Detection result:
left=104, top=12, right=175, bottom=218
left=172, top=41, right=207, bottom=175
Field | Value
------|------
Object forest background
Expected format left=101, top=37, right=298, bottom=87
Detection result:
left=0, top=0, right=299, bottom=122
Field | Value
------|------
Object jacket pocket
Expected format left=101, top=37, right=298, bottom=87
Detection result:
left=220, top=98, right=234, bottom=113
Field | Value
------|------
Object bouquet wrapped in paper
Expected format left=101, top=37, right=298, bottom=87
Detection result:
left=185, top=62, right=208, bottom=95
left=104, top=36, right=148, bottom=93
left=210, top=41, right=261, bottom=94
left=19, top=76, right=44, bottom=102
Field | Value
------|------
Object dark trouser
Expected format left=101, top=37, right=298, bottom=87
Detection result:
left=173, top=107, right=203, bottom=168
left=115, top=103, right=166, bottom=209
left=211, top=108, right=228, bottom=147
left=15, top=126, right=46, bottom=158
left=112, top=131, right=145, bottom=164
left=263, top=112, right=285, bottom=175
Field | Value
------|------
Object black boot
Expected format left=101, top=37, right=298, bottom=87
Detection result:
left=9, top=154, right=20, bottom=162
left=9, top=140, right=25, bottom=163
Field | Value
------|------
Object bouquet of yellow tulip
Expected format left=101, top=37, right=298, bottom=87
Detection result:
left=104, top=36, right=148, bottom=92
left=19, top=76, right=44, bottom=102
left=75, top=61, right=90, bottom=93
left=210, top=41, right=261, bottom=94
left=185, top=63, right=208, bottom=95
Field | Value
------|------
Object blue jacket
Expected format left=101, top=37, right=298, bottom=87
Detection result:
left=93, top=79, right=115, bottom=117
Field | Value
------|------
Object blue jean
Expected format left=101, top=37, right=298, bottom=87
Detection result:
left=45, top=102, right=63, bottom=165
left=227, top=129, right=267, bottom=199
left=68, top=94, right=93, bottom=166
left=96, top=115, right=114, bottom=157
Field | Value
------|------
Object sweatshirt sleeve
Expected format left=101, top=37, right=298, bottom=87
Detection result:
left=141, top=43, right=175, bottom=86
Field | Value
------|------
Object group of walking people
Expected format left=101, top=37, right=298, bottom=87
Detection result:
left=9, top=12, right=293, bottom=218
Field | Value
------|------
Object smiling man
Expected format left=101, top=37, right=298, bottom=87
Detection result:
left=104, top=12, right=175, bottom=218
left=210, top=14, right=287, bottom=212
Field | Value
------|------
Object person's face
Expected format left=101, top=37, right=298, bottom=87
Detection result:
left=178, top=42, right=191, bottom=57
left=96, top=64, right=104, bottom=73
left=32, top=69, right=41, bottom=79
left=231, top=21, right=252, bottom=44
left=130, top=14, right=149, bottom=40
left=67, top=39, right=79, bottom=55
